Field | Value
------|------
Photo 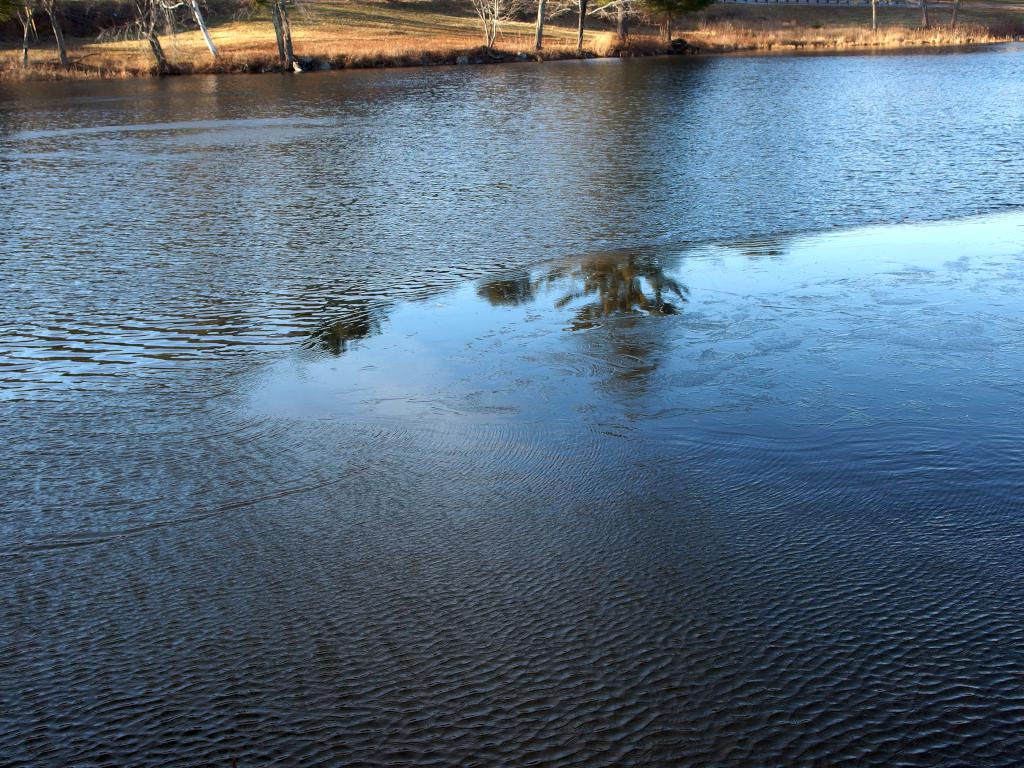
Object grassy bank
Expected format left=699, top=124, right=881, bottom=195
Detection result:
left=2, top=0, right=1022, bottom=81
left=690, top=2, right=1018, bottom=51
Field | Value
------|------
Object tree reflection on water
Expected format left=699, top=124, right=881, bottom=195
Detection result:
left=478, top=251, right=688, bottom=329
left=479, top=251, right=689, bottom=395
left=475, top=274, right=537, bottom=307
left=304, top=300, right=384, bottom=355
left=543, top=252, right=688, bottom=330
left=303, top=252, right=689, bottom=400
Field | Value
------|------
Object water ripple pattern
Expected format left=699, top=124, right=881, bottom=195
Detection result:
left=2, top=50, right=1024, bottom=767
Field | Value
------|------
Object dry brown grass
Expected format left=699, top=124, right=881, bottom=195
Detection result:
left=686, top=19, right=1000, bottom=52
left=590, top=30, right=673, bottom=56
left=1, top=0, right=1021, bottom=81
left=680, top=1, right=1015, bottom=50
left=0, top=2, right=601, bottom=79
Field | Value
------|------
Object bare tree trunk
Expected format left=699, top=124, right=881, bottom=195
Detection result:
left=871, top=0, right=877, bottom=31
left=616, top=0, right=628, bottom=40
left=270, top=0, right=286, bottom=66
left=477, top=0, right=495, bottom=50
left=276, top=0, right=295, bottom=67
left=920, top=0, right=929, bottom=27
left=950, top=0, right=960, bottom=27
left=663, top=13, right=672, bottom=42
left=142, top=0, right=169, bottom=73
left=534, top=0, right=546, bottom=50
left=576, top=0, right=587, bottom=53
left=18, top=5, right=34, bottom=68
left=44, top=0, right=68, bottom=69
left=147, top=32, right=168, bottom=72
left=187, top=0, right=218, bottom=58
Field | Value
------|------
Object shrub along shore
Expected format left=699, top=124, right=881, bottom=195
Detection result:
left=1, top=0, right=1021, bottom=81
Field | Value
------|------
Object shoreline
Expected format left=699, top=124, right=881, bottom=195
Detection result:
left=2, top=0, right=1020, bottom=84
left=2, top=35, right=1016, bottom=83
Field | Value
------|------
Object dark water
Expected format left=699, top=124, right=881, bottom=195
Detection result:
left=3, top=47, right=1024, bottom=767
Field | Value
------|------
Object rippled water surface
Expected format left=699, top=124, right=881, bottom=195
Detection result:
left=3, top=48, right=1024, bottom=767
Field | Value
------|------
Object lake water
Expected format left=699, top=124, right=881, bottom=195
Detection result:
left=2, top=47, right=1024, bottom=767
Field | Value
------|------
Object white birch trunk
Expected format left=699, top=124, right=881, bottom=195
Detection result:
left=19, top=6, right=33, bottom=68
left=188, top=0, right=218, bottom=58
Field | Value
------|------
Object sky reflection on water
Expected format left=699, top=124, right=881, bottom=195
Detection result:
left=251, top=210, right=1024, bottom=453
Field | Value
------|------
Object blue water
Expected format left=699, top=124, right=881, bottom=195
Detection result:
left=2, top=48, right=1024, bottom=767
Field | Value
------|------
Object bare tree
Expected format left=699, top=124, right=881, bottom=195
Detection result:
left=576, top=0, right=586, bottom=52
left=470, top=0, right=521, bottom=51
left=41, top=0, right=68, bottom=68
left=616, top=0, right=628, bottom=39
left=534, top=0, right=546, bottom=50
left=99, top=0, right=223, bottom=69
left=266, top=0, right=294, bottom=68
left=16, top=1, right=37, bottom=67
left=106, top=0, right=174, bottom=72
left=871, top=0, right=877, bottom=32
left=920, top=0, right=929, bottom=28
left=269, top=0, right=285, bottom=62
left=187, top=0, right=218, bottom=58
left=950, top=0, right=960, bottom=27
left=277, top=0, right=295, bottom=67
left=140, top=0, right=170, bottom=72
left=97, top=0, right=183, bottom=71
